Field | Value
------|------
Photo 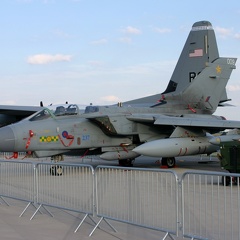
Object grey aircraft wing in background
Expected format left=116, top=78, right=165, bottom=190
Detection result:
left=0, top=20, right=238, bottom=170
left=0, top=105, right=42, bottom=127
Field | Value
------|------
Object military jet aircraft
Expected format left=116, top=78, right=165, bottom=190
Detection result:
left=0, top=20, right=239, bottom=169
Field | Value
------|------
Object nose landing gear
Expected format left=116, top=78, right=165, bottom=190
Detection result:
left=50, top=154, right=64, bottom=176
left=50, top=165, right=63, bottom=176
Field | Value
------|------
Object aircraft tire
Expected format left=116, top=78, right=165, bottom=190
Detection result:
left=118, top=159, right=134, bottom=167
left=222, top=176, right=231, bottom=186
left=50, top=165, right=63, bottom=176
left=162, top=157, right=176, bottom=168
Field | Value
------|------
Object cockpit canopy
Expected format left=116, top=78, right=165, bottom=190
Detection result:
left=29, top=104, right=81, bottom=121
left=84, top=105, right=100, bottom=113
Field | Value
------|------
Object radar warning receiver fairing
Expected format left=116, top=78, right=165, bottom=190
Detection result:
left=0, top=20, right=239, bottom=169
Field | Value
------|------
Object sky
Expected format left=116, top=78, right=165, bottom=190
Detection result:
left=0, top=0, right=240, bottom=120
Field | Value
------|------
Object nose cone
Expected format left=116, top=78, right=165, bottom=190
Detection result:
left=133, top=141, right=160, bottom=157
left=0, top=126, right=15, bottom=151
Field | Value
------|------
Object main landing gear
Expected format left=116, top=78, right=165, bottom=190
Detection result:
left=118, top=157, right=176, bottom=168
left=161, top=157, right=176, bottom=168
left=119, top=159, right=135, bottom=167
left=221, top=175, right=240, bottom=186
left=50, top=154, right=64, bottom=176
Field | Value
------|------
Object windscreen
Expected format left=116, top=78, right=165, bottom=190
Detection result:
left=29, top=104, right=80, bottom=121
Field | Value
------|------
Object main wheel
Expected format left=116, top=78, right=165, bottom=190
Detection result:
left=222, top=176, right=231, bottom=186
left=162, top=157, right=176, bottom=168
left=118, top=159, right=134, bottom=167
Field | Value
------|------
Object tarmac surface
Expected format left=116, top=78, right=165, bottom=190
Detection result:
left=0, top=200, right=186, bottom=240
left=0, top=155, right=225, bottom=240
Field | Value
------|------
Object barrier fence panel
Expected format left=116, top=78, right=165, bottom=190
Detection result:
left=181, top=171, right=240, bottom=240
left=95, top=166, right=179, bottom=236
left=35, top=163, right=95, bottom=215
left=2, top=159, right=240, bottom=239
left=0, top=160, right=35, bottom=203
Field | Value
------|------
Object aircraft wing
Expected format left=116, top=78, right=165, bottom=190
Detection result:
left=0, top=105, right=42, bottom=116
left=127, top=114, right=240, bottom=132
left=0, top=105, right=43, bottom=127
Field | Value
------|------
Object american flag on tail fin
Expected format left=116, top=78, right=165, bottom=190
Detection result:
left=189, top=49, right=203, bottom=57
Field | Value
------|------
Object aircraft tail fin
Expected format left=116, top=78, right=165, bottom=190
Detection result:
left=123, top=21, right=231, bottom=107
left=162, top=20, right=219, bottom=94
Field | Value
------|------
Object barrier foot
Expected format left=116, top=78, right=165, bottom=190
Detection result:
left=41, top=205, right=54, bottom=218
left=29, top=204, right=54, bottom=220
left=89, top=217, right=103, bottom=236
left=0, top=196, right=10, bottom=206
left=162, top=232, right=176, bottom=240
left=87, top=215, right=106, bottom=231
left=103, top=218, right=117, bottom=233
left=19, top=202, right=34, bottom=217
left=89, top=217, right=117, bottom=237
left=74, top=213, right=88, bottom=233
left=30, top=204, right=42, bottom=220
left=88, top=215, right=98, bottom=225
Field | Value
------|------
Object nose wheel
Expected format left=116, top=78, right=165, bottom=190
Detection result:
left=50, top=154, right=64, bottom=176
left=50, top=165, right=63, bottom=176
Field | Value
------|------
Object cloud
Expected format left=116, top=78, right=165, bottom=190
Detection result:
left=90, top=38, right=108, bottom=45
left=18, top=0, right=55, bottom=3
left=87, top=61, right=105, bottom=67
left=234, top=33, right=240, bottom=40
left=227, top=85, right=240, bottom=91
left=119, top=37, right=132, bottom=43
left=17, top=0, right=32, bottom=3
left=215, top=26, right=233, bottom=38
left=153, top=27, right=171, bottom=34
left=27, top=54, right=72, bottom=64
left=121, top=26, right=142, bottom=35
left=100, top=95, right=120, bottom=103
left=52, top=29, right=73, bottom=39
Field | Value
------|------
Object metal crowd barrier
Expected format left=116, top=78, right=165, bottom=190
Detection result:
left=32, top=162, right=95, bottom=230
left=0, top=160, right=95, bottom=230
left=181, top=171, right=240, bottom=240
left=1, top=159, right=240, bottom=239
left=0, top=160, right=35, bottom=205
left=93, top=165, right=179, bottom=238
left=35, top=162, right=94, bottom=213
